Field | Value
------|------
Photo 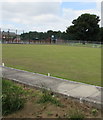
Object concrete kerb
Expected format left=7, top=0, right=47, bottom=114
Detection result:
left=2, top=66, right=103, bottom=89
left=4, top=76, right=103, bottom=110
left=2, top=66, right=103, bottom=110
left=3, top=77, right=51, bottom=92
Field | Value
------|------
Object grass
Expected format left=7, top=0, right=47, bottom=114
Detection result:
left=2, top=44, right=101, bottom=86
left=2, top=79, right=25, bottom=115
left=67, top=43, right=101, bottom=48
left=68, top=108, right=85, bottom=120
left=38, top=88, right=62, bottom=106
left=2, top=79, right=62, bottom=116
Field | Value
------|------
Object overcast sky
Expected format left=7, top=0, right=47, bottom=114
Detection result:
left=0, top=0, right=101, bottom=33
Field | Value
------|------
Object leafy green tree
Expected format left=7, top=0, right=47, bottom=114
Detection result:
left=66, top=13, right=100, bottom=41
left=61, top=32, right=68, bottom=40
left=100, top=27, right=103, bottom=42
left=20, top=30, right=71, bottom=42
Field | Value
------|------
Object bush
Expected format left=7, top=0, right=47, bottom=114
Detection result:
left=2, top=79, right=25, bottom=115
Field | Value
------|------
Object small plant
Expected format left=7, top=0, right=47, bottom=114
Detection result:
left=68, top=108, right=85, bottom=120
left=91, top=109, right=98, bottom=116
left=2, top=79, right=25, bottom=115
left=38, top=88, right=61, bottom=106
left=47, top=111, right=53, bottom=116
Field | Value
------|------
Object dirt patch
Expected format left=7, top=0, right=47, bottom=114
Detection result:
left=3, top=82, right=102, bottom=118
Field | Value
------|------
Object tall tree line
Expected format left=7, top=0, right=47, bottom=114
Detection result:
left=20, top=30, right=70, bottom=41
left=21, top=13, right=103, bottom=42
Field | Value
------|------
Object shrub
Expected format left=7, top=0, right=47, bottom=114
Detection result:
left=2, top=79, right=25, bottom=115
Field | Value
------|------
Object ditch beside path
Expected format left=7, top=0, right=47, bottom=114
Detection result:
left=1, top=66, right=103, bottom=109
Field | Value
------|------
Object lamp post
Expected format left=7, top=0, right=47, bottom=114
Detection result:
left=2, top=31, right=5, bottom=43
left=8, top=29, right=10, bottom=43
left=16, top=29, right=17, bottom=43
left=0, top=28, right=1, bottom=43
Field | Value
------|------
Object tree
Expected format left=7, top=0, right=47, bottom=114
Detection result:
left=100, top=27, right=103, bottom=42
left=61, top=32, right=69, bottom=40
left=66, top=13, right=100, bottom=41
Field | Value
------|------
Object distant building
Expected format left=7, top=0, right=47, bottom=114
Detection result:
left=1, top=31, right=21, bottom=43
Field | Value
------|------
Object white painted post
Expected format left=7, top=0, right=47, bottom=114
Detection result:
left=48, top=73, right=50, bottom=76
left=94, top=101, right=96, bottom=103
left=2, top=63, right=4, bottom=66
left=80, top=98, right=83, bottom=103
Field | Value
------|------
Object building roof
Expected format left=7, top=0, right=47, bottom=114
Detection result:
left=2, top=31, right=16, bottom=36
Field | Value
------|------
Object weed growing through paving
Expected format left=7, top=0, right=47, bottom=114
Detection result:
left=2, top=79, right=25, bottom=115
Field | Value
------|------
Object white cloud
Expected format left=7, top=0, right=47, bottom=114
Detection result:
left=1, top=1, right=101, bottom=32
left=0, top=0, right=62, bottom=2
left=1, top=2, right=65, bottom=31
left=62, top=4, right=100, bottom=26
left=0, top=0, right=102, bottom=2
left=2, top=2, right=60, bottom=16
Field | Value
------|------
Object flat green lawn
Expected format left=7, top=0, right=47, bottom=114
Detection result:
left=2, top=44, right=101, bottom=86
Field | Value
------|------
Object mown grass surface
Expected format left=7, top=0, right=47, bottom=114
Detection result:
left=2, top=44, right=101, bottom=86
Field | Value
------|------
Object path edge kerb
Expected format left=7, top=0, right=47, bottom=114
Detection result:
left=4, top=75, right=103, bottom=110
left=2, top=66, right=103, bottom=110
left=2, top=66, right=103, bottom=89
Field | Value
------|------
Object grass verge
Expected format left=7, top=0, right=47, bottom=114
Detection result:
left=2, top=79, right=102, bottom=118
left=2, top=79, right=25, bottom=115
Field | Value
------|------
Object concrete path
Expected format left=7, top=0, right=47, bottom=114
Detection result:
left=1, top=66, right=103, bottom=109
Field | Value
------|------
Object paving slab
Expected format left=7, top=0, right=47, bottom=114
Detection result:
left=1, top=66, right=103, bottom=109
left=66, top=85, right=100, bottom=97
